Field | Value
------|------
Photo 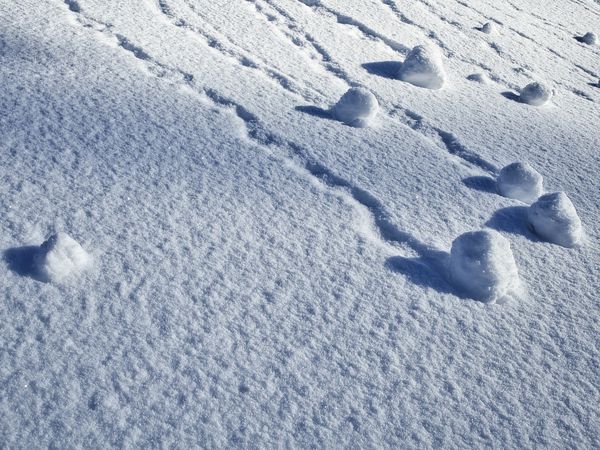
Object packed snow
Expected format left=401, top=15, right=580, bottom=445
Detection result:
left=1, top=0, right=600, bottom=447
left=497, top=162, right=544, bottom=203
left=331, top=87, right=379, bottom=127
left=397, top=45, right=446, bottom=89
left=528, top=192, right=583, bottom=247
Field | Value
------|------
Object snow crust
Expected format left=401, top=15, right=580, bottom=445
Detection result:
left=35, top=232, right=91, bottom=283
left=331, top=87, right=379, bottom=127
left=398, top=45, right=446, bottom=89
left=528, top=192, right=583, bottom=247
left=497, top=162, right=543, bottom=203
left=520, top=81, right=553, bottom=106
left=449, top=230, right=520, bottom=303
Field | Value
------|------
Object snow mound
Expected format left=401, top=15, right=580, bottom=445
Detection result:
left=331, top=87, right=379, bottom=127
left=35, top=232, right=92, bottom=283
left=481, top=22, right=495, bottom=34
left=467, top=73, right=490, bottom=84
left=497, top=162, right=544, bottom=203
left=527, top=192, right=582, bottom=247
left=398, top=45, right=446, bottom=89
left=520, top=81, right=553, bottom=106
left=449, top=230, right=520, bottom=303
left=581, top=32, right=597, bottom=45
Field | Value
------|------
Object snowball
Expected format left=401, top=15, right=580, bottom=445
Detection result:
left=35, top=232, right=92, bottom=283
left=497, top=162, right=544, bottom=203
left=520, top=81, right=552, bottom=106
left=467, top=73, right=490, bottom=84
left=331, top=87, right=379, bottom=127
left=398, top=45, right=446, bottom=89
left=481, top=22, right=495, bottom=34
left=527, top=192, right=582, bottom=247
left=581, top=32, right=597, bottom=45
left=449, top=230, right=520, bottom=303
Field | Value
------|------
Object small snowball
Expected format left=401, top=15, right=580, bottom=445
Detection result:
left=35, top=232, right=92, bottom=283
left=467, top=73, right=490, bottom=84
left=520, top=81, right=553, bottom=106
left=449, top=230, right=520, bottom=303
left=497, top=162, right=544, bottom=203
left=481, top=22, right=495, bottom=34
left=581, top=32, right=597, bottom=45
left=398, top=45, right=446, bottom=89
left=331, top=87, right=379, bottom=127
left=527, top=192, right=582, bottom=247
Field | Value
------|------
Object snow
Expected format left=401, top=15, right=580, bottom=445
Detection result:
left=397, top=44, right=446, bottom=89
left=580, top=31, right=598, bottom=45
left=35, top=232, right=92, bottom=283
left=1, top=0, right=600, bottom=447
left=481, top=22, right=495, bottom=34
left=449, top=230, right=520, bottom=303
left=497, top=162, right=544, bottom=203
left=520, top=81, right=553, bottom=106
left=528, top=192, right=583, bottom=247
left=331, top=87, right=379, bottom=127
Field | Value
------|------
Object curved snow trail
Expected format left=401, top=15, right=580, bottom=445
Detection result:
left=59, top=0, right=454, bottom=286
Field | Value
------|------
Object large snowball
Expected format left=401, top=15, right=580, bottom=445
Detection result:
left=331, top=87, right=379, bottom=127
left=527, top=192, right=582, bottom=247
left=497, top=162, right=544, bottom=203
left=398, top=45, right=446, bottom=89
left=520, top=81, right=552, bottom=106
left=581, top=32, right=597, bottom=45
left=35, top=232, right=92, bottom=283
left=449, top=230, right=520, bottom=303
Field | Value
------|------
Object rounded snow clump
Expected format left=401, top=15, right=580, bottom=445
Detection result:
left=467, top=73, right=490, bottom=84
left=35, top=232, right=92, bottom=283
left=581, top=32, right=597, bottom=45
left=520, top=81, right=553, bottom=106
left=481, top=22, right=495, bottom=34
left=497, top=162, right=544, bottom=203
left=527, top=192, right=582, bottom=247
left=449, top=230, right=520, bottom=303
left=398, top=45, right=446, bottom=89
left=331, top=87, right=379, bottom=127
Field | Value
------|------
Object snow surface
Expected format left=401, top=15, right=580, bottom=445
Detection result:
left=1, top=0, right=600, bottom=447
left=497, top=161, right=544, bottom=203
left=528, top=192, right=583, bottom=248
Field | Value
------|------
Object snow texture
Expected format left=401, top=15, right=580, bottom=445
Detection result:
left=520, top=81, right=553, bottom=106
left=449, top=230, right=520, bottom=303
left=528, top=192, right=583, bottom=247
left=497, top=162, right=544, bottom=203
left=398, top=45, right=446, bottom=89
left=331, top=87, right=379, bottom=127
left=35, top=233, right=91, bottom=283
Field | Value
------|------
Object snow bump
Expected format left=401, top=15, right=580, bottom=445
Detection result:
left=35, top=232, right=92, bottom=283
left=497, top=162, right=544, bottom=203
left=331, top=87, right=379, bottom=127
left=398, top=45, right=446, bottom=89
left=528, top=192, right=582, bottom=247
left=520, top=81, right=553, bottom=106
left=449, top=230, right=520, bottom=303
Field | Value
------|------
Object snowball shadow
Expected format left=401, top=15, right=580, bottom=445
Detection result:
left=485, top=206, right=538, bottom=241
left=385, top=251, right=455, bottom=296
left=501, top=91, right=522, bottom=103
left=462, top=175, right=497, bottom=194
left=295, top=105, right=334, bottom=120
left=3, top=246, right=44, bottom=281
left=361, top=61, right=403, bottom=79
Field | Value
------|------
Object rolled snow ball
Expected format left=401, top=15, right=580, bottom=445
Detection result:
left=581, top=32, right=597, bottom=45
left=497, top=162, right=544, bottom=203
left=481, top=22, right=495, bottom=34
left=331, top=87, right=379, bottom=127
left=527, top=192, right=582, bottom=247
left=520, top=81, right=552, bottom=106
left=35, top=232, right=92, bottom=283
left=449, top=230, right=520, bottom=303
left=467, top=73, right=490, bottom=84
left=398, top=45, right=446, bottom=89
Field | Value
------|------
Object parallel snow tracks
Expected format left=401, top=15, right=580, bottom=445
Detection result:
left=59, top=0, right=451, bottom=276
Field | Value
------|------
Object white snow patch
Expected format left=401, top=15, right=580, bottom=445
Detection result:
left=35, top=232, right=92, bottom=283
left=497, top=162, right=544, bottom=203
left=581, top=32, right=597, bottom=45
left=449, top=230, right=520, bottom=303
left=520, top=81, right=553, bottom=106
left=398, top=45, right=446, bottom=89
left=331, top=87, right=379, bottom=127
left=528, top=192, right=583, bottom=247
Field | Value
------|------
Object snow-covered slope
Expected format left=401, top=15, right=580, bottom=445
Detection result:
left=1, top=0, right=599, bottom=447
